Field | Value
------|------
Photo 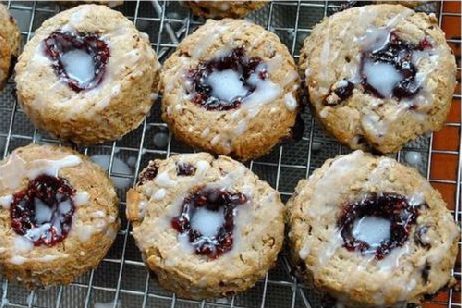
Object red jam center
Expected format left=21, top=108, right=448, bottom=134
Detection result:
left=10, top=174, right=75, bottom=246
left=171, top=188, right=247, bottom=258
left=337, top=192, right=421, bottom=260
left=360, top=32, right=432, bottom=100
left=44, top=31, right=110, bottom=93
left=187, top=47, right=266, bottom=111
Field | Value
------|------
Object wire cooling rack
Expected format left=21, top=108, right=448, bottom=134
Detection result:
left=0, top=0, right=460, bottom=307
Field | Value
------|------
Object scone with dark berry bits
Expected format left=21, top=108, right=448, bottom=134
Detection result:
left=0, top=3, right=21, bottom=90
left=127, top=153, right=284, bottom=299
left=300, top=4, right=456, bottom=153
left=287, top=151, right=460, bottom=307
left=184, top=1, right=267, bottom=19
left=15, top=5, right=160, bottom=144
left=0, top=144, right=120, bottom=288
left=160, top=19, right=301, bottom=161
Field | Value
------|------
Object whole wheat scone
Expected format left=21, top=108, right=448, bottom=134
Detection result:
left=127, top=153, right=284, bottom=299
left=184, top=1, right=267, bottom=19
left=0, top=4, right=21, bottom=90
left=15, top=5, right=160, bottom=144
left=160, top=19, right=301, bottom=161
left=287, top=150, right=460, bottom=307
left=0, top=143, right=120, bottom=288
left=374, top=1, right=427, bottom=8
left=57, top=0, right=123, bottom=8
left=300, top=5, right=456, bottom=153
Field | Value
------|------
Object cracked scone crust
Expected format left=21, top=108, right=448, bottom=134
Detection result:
left=184, top=1, right=267, bottom=18
left=300, top=5, right=456, bottom=153
left=287, top=150, right=460, bottom=307
left=127, top=153, right=284, bottom=299
left=15, top=5, right=160, bottom=144
left=0, top=4, right=21, bottom=90
left=0, top=144, right=120, bottom=288
left=160, top=19, right=300, bottom=161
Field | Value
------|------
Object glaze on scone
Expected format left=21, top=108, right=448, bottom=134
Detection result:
left=0, top=4, right=21, bottom=90
left=161, top=19, right=301, bottom=161
left=184, top=1, right=267, bottom=18
left=287, top=151, right=460, bottom=307
left=15, top=5, right=160, bottom=144
left=57, top=0, right=124, bottom=7
left=127, top=153, right=284, bottom=299
left=0, top=144, right=120, bottom=288
left=300, top=5, right=456, bottom=153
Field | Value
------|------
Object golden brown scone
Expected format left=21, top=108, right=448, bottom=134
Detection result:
left=287, top=150, right=460, bottom=307
left=57, top=0, right=124, bottom=7
left=184, top=1, right=267, bottom=18
left=0, top=143, right=120, bottom=288
left=0, top=3, right=21, bottom=90
left=300, top=4, right=456, bottom=153
left=374, top=1, right=427, bottom=8
left=15, top=5, right=160, bottom=144
left=127, top=153, right=284, bottom=299
left=160, top=19, right=301, bottom=161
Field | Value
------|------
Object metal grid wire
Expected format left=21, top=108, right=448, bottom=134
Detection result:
left=0, top=0, right=460, bottom=307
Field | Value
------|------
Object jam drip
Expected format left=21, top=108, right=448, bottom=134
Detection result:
left=338, top=192, right=420, bottom=259
left=171, top=188, right=247, bottom=258
left=360, top=31, right=432, bottom=100
left=10, top=174, right=75, bottom=246
left=44, top=31, right=110, bottom=93
left=187, top=47, right=266, bottom=111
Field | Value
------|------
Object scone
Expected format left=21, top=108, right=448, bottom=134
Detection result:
left=127, top=153, right=284, bottom=299
left=0, top=144, right=120, bottom=288
left=57, top=0, right=124, bottom=7
left=15, top=5, right=160, bottom=144
left=184, top=1, right=267, bottom=19
left=300, top=4, right=456, bottom=153
left=287, top=150, right=460, bottom=307
left=161, top=19, right=301, bottom=161
left=0, top=4, right=21, bottom=90
left=374, top=1, right=427, bottom=8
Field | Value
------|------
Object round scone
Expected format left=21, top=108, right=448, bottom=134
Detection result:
left=287, top=150, right=460, bottom=307
left=0, top=4, right=21, bottom=90
left=15, top=5, right=160, bottom=144
left=57, top=1, right=123, bottom=7
left=161, top=19, right=301, bottom=161
left=300, top=5, right=457, bottom=153
left=184, top=1, right=267, bottom=19
left=0, top=143, right=120, bottom=288
left=127, top=153, right=284, bottom=299
left=374, top=1, right=427, bottom=8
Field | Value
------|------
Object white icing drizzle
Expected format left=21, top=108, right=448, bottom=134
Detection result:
left=73, top=191, right=90, bottom=206
left=60, top=49, right=96, bottom=84
left=153, top=189, right=166, bottom=201
left=308, top=151, right=366, bottom=217
left=284, top=93, right=298, bottom=111
left=155, top=171, right=177, bottom=188
left=190, top=207, right=225, bottom=238
left=352, top=217, right=390, bottom=250
left=195, top=160, right=210, bottom=174
left=27, top=155, right=82, bottom=179
left=0, top=195, right=13, bottom=209
left=206, top=69, right=248, bottom=102
left=362, top=60, right=403, bottom=98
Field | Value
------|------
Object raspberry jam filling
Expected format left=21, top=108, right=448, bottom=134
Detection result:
left=44, top=31, right=110, bottom=93
left=360, top=31, right=432, bottom=100
left=10, top=174, right=75, bottom=246
left=187, top=47, right=266, bottom=111
left=171, top=188, right=247, bottom=258
left=338, top=192, right=421, bottom=259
